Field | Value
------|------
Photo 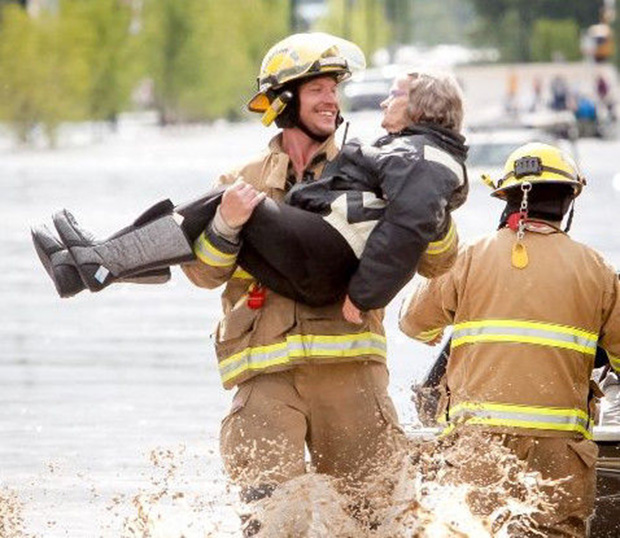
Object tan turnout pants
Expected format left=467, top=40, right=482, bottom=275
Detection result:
left=219, top=361, right=405, bottom=500
left=452, top=431, right=598, bottom=537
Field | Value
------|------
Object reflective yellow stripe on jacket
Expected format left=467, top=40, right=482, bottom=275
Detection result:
left=609, top=352, right=620, bottom=373
left=425, top=220, right=456, bottom=256
left=219, top=332, right=387, bottom=385
left=452, top=319, right=598, bottom=355
left=416, top=327, right=444, bottom=343
left=440, top=401, right=593, bottom=439
left=194, top=232, right=237, bottom=267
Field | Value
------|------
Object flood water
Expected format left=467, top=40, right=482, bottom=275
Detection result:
left=2, top=112, right=620, bottom=536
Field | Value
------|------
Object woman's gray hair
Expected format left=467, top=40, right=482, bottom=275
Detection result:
left=406, top=70, right=464, bottom=132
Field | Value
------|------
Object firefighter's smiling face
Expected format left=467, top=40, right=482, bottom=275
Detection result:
left=381, top=76, right=411, bottom=133
left=298, top=76, right=340, bottom=138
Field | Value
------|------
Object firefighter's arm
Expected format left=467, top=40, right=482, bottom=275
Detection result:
left=599, top=272, right=620, bottom=374
left=417, top=215, right=459, bottom=278
left=182, top=175, right=264, bottom=289
left=398, top=269, right=458, bottom=346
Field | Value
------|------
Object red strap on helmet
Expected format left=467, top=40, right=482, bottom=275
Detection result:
left=507, top=212, right=527, bottom=231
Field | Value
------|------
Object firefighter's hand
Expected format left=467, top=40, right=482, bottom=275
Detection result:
left=342, top=295, right=363, bottom=324
left=220, top=178, right=266, bottom=228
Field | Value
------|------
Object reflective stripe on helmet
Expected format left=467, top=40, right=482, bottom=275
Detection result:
left=451, top=319, right=598, bottom=355
left=439, top=401, right=593, bottom=439
left=194, top=232, right=237, bottom=268
left=219, top=331, right=387, bottom=384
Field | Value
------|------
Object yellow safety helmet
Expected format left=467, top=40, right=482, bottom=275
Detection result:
left=483, top=142, right=585, bottom=199
left=247, top=32, right=366, bottom=126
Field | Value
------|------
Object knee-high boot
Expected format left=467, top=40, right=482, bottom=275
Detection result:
left=52, top=199, right=194, bottom=292
left=33, top=187, right=225, bottom=297
left=32, top=224, right=172, bottom=298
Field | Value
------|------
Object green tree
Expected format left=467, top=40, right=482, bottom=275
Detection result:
left=469, top=0, right=600, bottom=62
left=142, top=0, right=289, bottom=123
left=409, top=0, right=475, bottom=46
left=0, top=3, right=90, bottom=145
left=77, top=0, right=139, bottom=124
left=530, top=19, right=581, bottom=62
left=141, top=0, right=193, bottom=124
left=316, top=0, right=392, bottom=60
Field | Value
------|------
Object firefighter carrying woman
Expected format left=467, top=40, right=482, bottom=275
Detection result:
left=31, top=31, right=620, bottom=537
left=32, top=31, right=467, bottom=533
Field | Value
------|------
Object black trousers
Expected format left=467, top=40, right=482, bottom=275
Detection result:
left=176, top=189, right=358, bottom=307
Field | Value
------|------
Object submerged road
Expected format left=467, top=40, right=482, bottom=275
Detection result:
left=1, top=112, right=620, bottom=536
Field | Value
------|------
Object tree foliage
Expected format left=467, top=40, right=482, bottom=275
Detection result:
left=0, top=3, right=90, bottom=145
left=0, top=0, right=291, bottom=143
left=141, top=0, right=289, bottom=124
left=468, top=1, right=620, bottom=67
left=530, top=19, right=581, bottom=62
left=469, top=0, right=601, bottom=62
left=77, top=0, right=139, bottom=122
left=316, top=0, right=392, bottom=59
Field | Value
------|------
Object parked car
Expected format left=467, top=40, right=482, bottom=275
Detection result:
left=341, top=65, right=407, bottom=111
left=466, top=128, right=576, bottom=185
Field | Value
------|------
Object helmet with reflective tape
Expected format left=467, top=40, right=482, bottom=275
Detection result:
left=247, top=32, right=366, bottom=126
left=484, top=142, right=585, bottom=199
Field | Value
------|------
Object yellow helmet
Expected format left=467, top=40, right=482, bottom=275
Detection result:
left=484, top=142, right=586, bottom=199
left=247, top=32, right=366, bottom=125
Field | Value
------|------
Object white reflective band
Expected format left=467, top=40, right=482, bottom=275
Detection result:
left=219, top=332, right=387, bottom=384
left=452, top=319, right=598, bottom=355
left=425, top=220, right=456, bottom=256
left=322, top=194, right=381, bottom=258
left=194, top=233, right=237, bottom=267
left=441, top=401, right=593, bottom=439
left=424, top=145, right=465, bottom=186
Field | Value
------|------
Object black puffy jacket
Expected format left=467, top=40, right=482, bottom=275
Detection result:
left=286, top=124, right=468, bottom=310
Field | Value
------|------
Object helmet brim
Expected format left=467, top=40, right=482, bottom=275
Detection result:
left=491, top=177, right=583, bottom=199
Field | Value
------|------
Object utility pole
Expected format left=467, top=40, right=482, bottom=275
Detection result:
left=290, top=0, right=298, bottom=33
left=343, top=0, right=354, bottom=40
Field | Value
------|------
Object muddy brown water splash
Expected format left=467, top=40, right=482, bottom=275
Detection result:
left=5, top=434, right=558, bottom=537
left=0, top=487, right=32, bottom=538
left=247, top=431, right=556, bottom=537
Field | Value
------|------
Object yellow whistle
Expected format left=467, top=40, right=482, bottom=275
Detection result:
left=511, top=241, right=529, bottom=269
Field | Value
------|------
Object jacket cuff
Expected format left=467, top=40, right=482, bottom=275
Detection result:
left=193, top=224, right=240, bottom=268
left=212, top=206, right=242, bottom=244
left=426, top=217, right=456, bottom=256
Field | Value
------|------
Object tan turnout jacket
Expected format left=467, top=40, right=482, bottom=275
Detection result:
left=400, top=222, right=620, bottom=438
left=184, top=133, right=459, bottom=389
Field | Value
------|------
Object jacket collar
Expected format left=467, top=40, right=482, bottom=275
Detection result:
left=375, top=123, right=468, bottom=161
left=265, top=132, right=340, bottom=190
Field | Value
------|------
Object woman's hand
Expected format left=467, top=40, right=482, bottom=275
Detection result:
left=342, top=294, right=363, bottom=324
